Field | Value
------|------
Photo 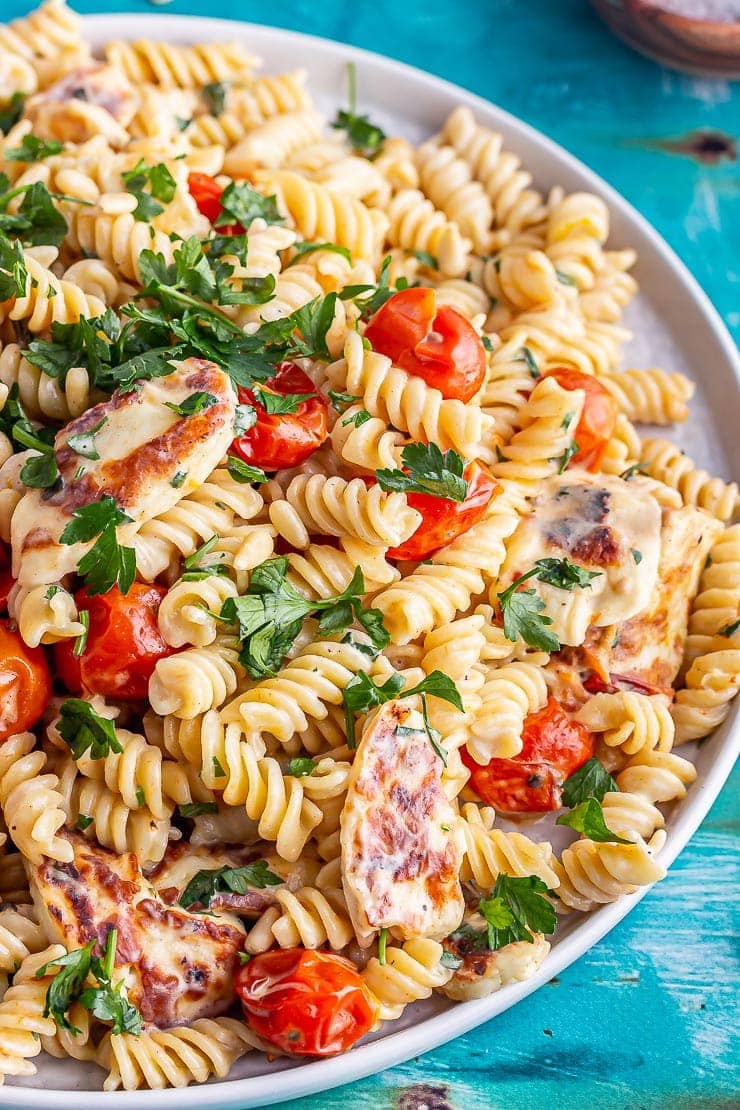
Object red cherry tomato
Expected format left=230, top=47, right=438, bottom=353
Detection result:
left=54, top=584, right=173, bottom=701
left=364, top=287, right=486, bottom=402
left=0, top=620, right=51, bottom=741
left=187, top=172, right=242, bottom=235
left=386, top=461, right=498, bottom=561
left=235, top=949, right=377, bottom=1057
left=462, top=696, right=594, bottom=813
left=542, top=368, right=618, bottom=471
left=0, top=545, right=14, bottom=612
left=231, top=362, right=329, bottom=471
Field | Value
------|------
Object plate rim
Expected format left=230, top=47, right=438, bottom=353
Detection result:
left=4, top=12, right=738, bottom=1107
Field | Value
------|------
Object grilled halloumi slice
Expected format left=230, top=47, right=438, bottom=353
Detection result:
left=499, top=471, right=663, bottom=647
left=27, top=831, right=245, bottom=1029
left=579, top=503, right=724, bottom=690
left=341, top=700, right=465, bottom=947
left=441, top=911, right=549, bottom=1001
left=26, top=64, right=138, bottom=144
left=11, top=358, right=235, bottom=587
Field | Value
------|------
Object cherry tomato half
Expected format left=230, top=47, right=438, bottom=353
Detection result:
left=386, top=461, right=498, bottom=561
left=54, top=584, right=173, bottom=701
left=364, top=287, right=486, bottom=402
left=0, top=545, right=14, bottom=612
left=235, top=949, right=377, bottom=1057
left=0, top=620, right=51, bottom=741
left=462, top=696, right=594, bottom=813
left=188, top=172, right=242, bottom=235
left=231, top=362, right=329, bottom=471
left=542, top=368, right=618, bottom=472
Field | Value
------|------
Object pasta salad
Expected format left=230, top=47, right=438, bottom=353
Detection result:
left=0, top=0, right=736, bottom=1092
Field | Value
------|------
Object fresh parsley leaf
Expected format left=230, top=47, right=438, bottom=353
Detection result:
left=233, top=402, right=257, bottom=436
left=252, top=385, right=315, bottom=415
left=555, top=441, right=579, bottom=474
left=338, top=254, right=403, bottom=320
left=285, top=241, right=352, bottom=268
left=57, top=698, right=122, bottom=761
left=226, top=455, right=267, bottom=485
left=178, top=801, right=219, bottom=818
left=67, top=416, right=107, bottom=460
left=479, top=874, right=556, bottom=950
left=73, top=609, right=90, bottom=657
left=632, top=548, right=642, bottom=564
left=412, top=249, right=438, bottom=269
left=221, top=558, right=387, bottom=678
left=376, top=442, right=468, bottom=503
left=0, top=232, right=28, bottom=300
left=0, top=93, right=25, bottom=136
left=170, top=470, right=187, bottom=488
left=4, top=134, right=64, bottom=162
left=20, top=451, right=59, bottom=489
left=533, top=557, right=602, bottom=591
left=202, top=80, right=229, bottom=116
left=217, top=181, right=283, bottom=230
left=12, top=181, right=68, bottom=247
left=59, top=496, right=136, bottom=596
left=342, top=407, right=371, bottom=427
left=165, top=391, right=218, bottom=417
left=497, top=575, right=560, bottom=653
left=37, top=940, right=95, bottom=1033
left=555, top=269, right=577, bottom=286
left=342, top=668, right=461, bottom=749
left=720, top=619, right=740, bottom=637
left=328, top=390, right=361, bottom=412
left=121, top=159, right=176, bottom=222
left=180, top=535, right=229, bottom=582
left=561, top=757, right=618, bottom=807
left=74, top=813, right=94, bottom=831
left=440, top=949, right=463, bottom=970
left=286, top=757, right=318, bottom=777
left=179, top=860, right=283, bottom=909
left=620, top=461, right=649, bottom=481
left=515, top=345, right=540, bottom=379
left=331, top=63, right=386, bottom=156
left=556, top=797, right=631, bottom=843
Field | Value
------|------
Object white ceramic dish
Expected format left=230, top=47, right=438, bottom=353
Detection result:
left=4, top=13, right=739, bottom=1108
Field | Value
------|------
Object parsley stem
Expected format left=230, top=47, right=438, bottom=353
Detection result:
left=347, top=61, right=357, bottom=115
left=138, top=285, right=243, bottom=335
left=102, top=928, right=117, bottom=981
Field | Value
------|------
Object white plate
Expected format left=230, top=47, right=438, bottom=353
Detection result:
left=5, top=13, right=739, bottom=1108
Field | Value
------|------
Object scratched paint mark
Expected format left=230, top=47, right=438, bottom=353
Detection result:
left=685, top=178, right=723, bottom=240
left=625, top=130, right=737, bottom=163
left=397, top=1082, right=455, bottom=1110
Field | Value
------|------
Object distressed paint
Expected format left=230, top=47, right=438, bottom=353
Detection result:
left=3, top=0, right=739, bottom=1105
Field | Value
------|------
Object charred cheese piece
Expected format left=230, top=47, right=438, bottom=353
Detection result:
left=11, top=358, right=235, bottom=586
left=580, top=503, right=724, bottom=690
left=27, top=832, right=245, bottom=1029
left=499, top=471, right=662, bottom=646
left=341, top=701, right=465, bottom=946
left=441, top=913, right=549, bottom=1001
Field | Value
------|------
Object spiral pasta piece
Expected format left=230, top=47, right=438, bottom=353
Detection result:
left=100, top=1017, right=255, bottom=1091
left=374, top=484, right=523, bottom=643
left=440, top=106, right=546, bottom=244
left=10, top=582, right=84, bottom=647
left=466, top=662, right=549, bottom=763
left=1, top=252, right=105, bottom=333
left=189, top=70, right=311, bottom=147
left=260, top=171, right=388, bottom=261
left=575, top=692, right=675, bottom=757
left=385, top=188, right=471, bottom=277
left=0, top=732, right=71, bottom=864
left=330, top=404, right=407, bottom=472
left=0, top=343, right=96, bottom=422
left=220, top=638, right=384, bottom=746
left=224, top=109, right=323, bottom=173
left=158, top=575, right=239, bottom=649
left=416, top=139, right=493, bottom=252
left=0, top=1, right=87, bottom=84
left=458, top=803, right=560, bottom=890
left=492, top=374, right=584, bottom=485
left=672, top=645, right=740, bottom=743
left=328, top=330, right=492, bottom=458
left=285, top=537, right=398, bottom=600
left=0, top=906, right=47, bottom=974
left=149, top=636, right=246, bottom=719
left=244, top=886, right=353, bottom=953
left=555, top=835, right=665, bottom=913
left=276, top=473, right=421, bottom=548
left=105, top=39, right=257, bottom=88
left=598, top=368, right=694, bottom=424
left=363, top=939, right=454, bottom=1022
left=0, top=944, right=65, bottom=1082
left=600, top=748, right=697, bottom=842
left=640, top=437, right=738, bottom=522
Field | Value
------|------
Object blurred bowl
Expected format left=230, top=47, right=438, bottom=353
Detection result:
left=589, top=0, right=740, bottom=78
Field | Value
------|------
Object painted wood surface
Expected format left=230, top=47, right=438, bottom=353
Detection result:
left=3, top=1, right=739, bottom=1106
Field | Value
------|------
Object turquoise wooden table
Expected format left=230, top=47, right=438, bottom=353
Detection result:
left=5, top=0, right=739, bottom=1105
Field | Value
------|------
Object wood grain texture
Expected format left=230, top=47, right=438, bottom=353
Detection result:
left=3, top=0, right=738, bottom=1105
